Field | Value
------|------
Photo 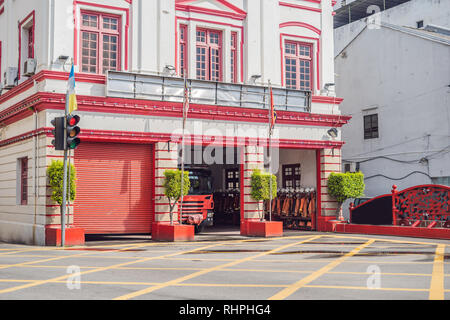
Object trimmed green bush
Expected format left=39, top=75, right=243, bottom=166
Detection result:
left=47, top=160, right=76, bottom=212
left=163, top=169, right=191, bottom=225
left=327, top=172, right=365, bottom=217
left=250, top=169, right=277, bottom=221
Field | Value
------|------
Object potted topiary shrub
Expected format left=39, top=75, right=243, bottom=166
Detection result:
left=46, top=160, right=84, bottom=246
left=327, top=172, right=365, bottom=221
left=250, top=169, right=277, bottom=221
left=152, top=169, right=194, bottom=242
left=47, top=160, right=77, bottom=215
left=246, top=169, right=282, bottom=237
left=163, top=169, right=190, bottom=225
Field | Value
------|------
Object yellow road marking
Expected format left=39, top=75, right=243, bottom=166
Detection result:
left=113, top=235, right=323, bottom=300
left=429, top=244, right=445, bottom=300
left=1, top=278, right=448, bottom=292
left=1, top=264, right=448, bottom=279
left=268, top=239, right=376, bottom=300
left=0, top=238, right=255, bottom=296
left=162, top=257, right=442, bottom=265
left=304, top=284, right=428, bottom=292
left=326, top=234, right=447, bottom=247
left=0, top=241, right=166, bottom=272
left=0, top=242, right=151, bottom=256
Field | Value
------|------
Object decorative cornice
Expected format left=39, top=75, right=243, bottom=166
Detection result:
left=0, top=91, right=351, bottom=128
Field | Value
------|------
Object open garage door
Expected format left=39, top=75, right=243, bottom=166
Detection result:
left=74, top=142, right=154, bottom=234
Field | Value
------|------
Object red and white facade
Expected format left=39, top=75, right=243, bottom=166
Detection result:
left=0, top=0, right=349, bottom=245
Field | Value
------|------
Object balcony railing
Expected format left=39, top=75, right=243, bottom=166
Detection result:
left=106, top=71, right=311, bottom=113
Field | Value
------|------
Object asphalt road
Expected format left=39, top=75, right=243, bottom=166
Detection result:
left=0, top=229, right=448, bottom=300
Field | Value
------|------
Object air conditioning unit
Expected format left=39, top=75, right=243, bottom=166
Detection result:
left=23, top=59, right=37, bottom=77
left=3, top=67, right=18, bottom=89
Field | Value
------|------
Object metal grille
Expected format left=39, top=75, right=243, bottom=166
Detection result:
left=74, top=142, right=154, bottom=234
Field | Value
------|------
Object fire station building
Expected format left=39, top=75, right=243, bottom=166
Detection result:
left=0, top=0, right=349, bottom=245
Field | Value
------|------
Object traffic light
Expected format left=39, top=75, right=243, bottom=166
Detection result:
left=51, top=117, right=65, bottom=151
left=66, top=115, right=81, bottom=150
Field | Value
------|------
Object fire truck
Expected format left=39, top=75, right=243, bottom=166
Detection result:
left=179, top=166, right=215, bottom=234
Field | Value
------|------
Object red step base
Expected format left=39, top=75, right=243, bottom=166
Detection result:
left=45, top=227, right=85, bottom=246
left=245, top=221, right=283, bottom=237
left=152, top=223, right=195, bottom=242
left=334, top=223, right=450, bottom=240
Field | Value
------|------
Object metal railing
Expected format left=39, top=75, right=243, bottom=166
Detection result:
left=106, top=71, right=311, bottom=113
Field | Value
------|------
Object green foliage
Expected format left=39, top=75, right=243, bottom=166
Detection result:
left=163, top=169, right=190, bottom=202
left=250, top=169, right=277, bottom=201
left=163, top=169, right=191, bottom=225
left=327, top=172, right=365, bottom=203
left=47, top=160, right=76, bottom=206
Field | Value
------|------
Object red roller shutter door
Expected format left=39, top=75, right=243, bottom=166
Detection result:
left=74, top=142, right=154, bottom=234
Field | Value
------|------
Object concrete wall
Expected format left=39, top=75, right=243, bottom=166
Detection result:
left=0, top=0, right=50, bottom=83
left=0, top=113, right=48, bottom=245
left=335, top=25, right=450, bottom=196
left=335, top=0, right=450, bottom=56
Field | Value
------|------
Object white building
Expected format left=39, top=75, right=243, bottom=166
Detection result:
left=334, top=0, right=450, bottom=198
left=0, top=0, right=347, bottom=245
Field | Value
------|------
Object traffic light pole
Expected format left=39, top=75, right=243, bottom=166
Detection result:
left=61, top=93, right=69, bottom=247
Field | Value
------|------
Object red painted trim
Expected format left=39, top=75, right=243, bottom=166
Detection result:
left=0, top=91, right=351, bottom=129
left=18, top=10, right=35, bottom=80
left=77, top=128, right=344, bottom=149
left=279, top=1, right=321, bottom=13
left=151, top=143, right=156, bottom=227
left=178, top=24, right=188, bottom=77
left=312, top=96, right=344, bottom=105
left=79, top=10, right=122, bottom=75
left=176, top=0, right=247, bottom=19
left=335, top=223, right=450, bottom=240
left=0, top=70, right=105, bottom=108
left=176, top=4, right=246, bottom=21
left=0, top=128, right=50, bottom=148
left=175, top=16, right=244, bottom=83
left=73, top=1, right=129, bottom=71
left=240, top=147, right=245, bottom=234
left=315, top=149, right=322, bottom=231
left=280, top=33, right=320, bottom=91
left=280, top=21, right=321, bottom=35
left=397, top=184, right=450, bottom=194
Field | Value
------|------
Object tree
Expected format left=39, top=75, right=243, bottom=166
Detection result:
left=47, top=160, right=77, bottom=214
left=327, top=172, right=365, bottom=220
left=250, top=169, right=277, bottom=221
left=163, top=169, right=191, bottom=225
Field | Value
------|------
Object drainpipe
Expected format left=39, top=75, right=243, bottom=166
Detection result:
left=33, top=98, right=38, bottom=245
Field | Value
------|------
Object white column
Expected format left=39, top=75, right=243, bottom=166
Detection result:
left=243, top=0, right=262, bottom=84
left=320, top=0, right=336, bottom=95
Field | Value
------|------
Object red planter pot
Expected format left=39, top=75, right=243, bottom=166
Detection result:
left=246, top=221, right=283, bottom=237
left=45, top=227, right=85, bottom=246
left=152, top=223, right=195, bottom=242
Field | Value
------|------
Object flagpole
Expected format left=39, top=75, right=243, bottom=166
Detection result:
left=61, top=92, right=69, bottom=247
left=180, top=73, right=187, bottom=225
left=67, top=148, right=71, bottom=230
